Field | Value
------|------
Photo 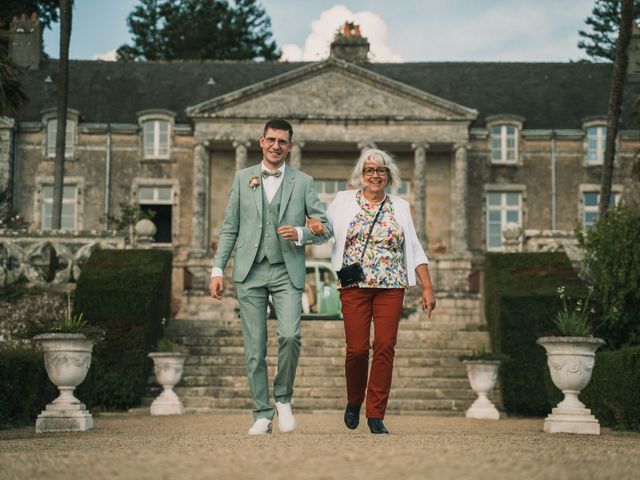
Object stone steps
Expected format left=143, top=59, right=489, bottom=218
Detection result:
left=164, top=292, right=492, bottom=415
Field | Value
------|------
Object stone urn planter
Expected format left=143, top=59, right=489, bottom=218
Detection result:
left=33, top=333, right=95, bottom=433
left=462, top=360, right=501, bottom=419
left=148, top=352, right=187, bottom=415
left=537, top=336, right=606, bottom=434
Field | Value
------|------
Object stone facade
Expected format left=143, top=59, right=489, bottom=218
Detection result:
left=4, top=27, right=640, bottom=306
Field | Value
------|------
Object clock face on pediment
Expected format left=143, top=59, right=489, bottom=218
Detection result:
left=188, top=62, right=475, bottom=121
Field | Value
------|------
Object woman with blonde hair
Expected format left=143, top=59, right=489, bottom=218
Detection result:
left=326, top=148, right=436, bottom=434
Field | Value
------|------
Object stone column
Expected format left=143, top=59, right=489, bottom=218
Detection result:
left=450, top=144, right=469, bottom=253
left=289, top=141, right=305, bottom=170
left=233, top=140, right=250, bottom=171
left=412, top=143, right=428, bottom=249
left=190, top=141, right=208, bottom=255
left=0, top=119, right=15, bottom=197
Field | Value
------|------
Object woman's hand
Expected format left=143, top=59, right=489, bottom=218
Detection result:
left=421, top=287, right=436, bottom=318
left=307, top=217, right=325, bottom=235
left=415, top=264, right=436, bottom=317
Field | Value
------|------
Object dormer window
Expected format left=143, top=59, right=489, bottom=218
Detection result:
left=486, top=115, right=524, bottom=165
left=587, top=126, right=606, bottom=164
left=143, top=119, right=170, bottom=158
left=137, top=110, right=176, bottom=160
left=491, top=125, right=517, bottom=163
left=46, top=118, right=75, bottom=158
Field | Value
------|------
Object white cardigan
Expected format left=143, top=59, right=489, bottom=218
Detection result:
left=326, top=190, right=429, bottom=287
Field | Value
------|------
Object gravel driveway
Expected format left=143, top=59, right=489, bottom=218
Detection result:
left=1, top=412, right=639, bottom=480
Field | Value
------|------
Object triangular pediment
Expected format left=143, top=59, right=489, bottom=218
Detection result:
left=187, top=59, right=477, bottom=121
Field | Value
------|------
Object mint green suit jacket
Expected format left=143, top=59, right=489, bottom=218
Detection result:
left=212, top=164, right=333, bottom=289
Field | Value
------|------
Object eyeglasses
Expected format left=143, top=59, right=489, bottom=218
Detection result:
left=264, top=137, right=291, bottom=147
left=363, top=167, right=388, bottom=177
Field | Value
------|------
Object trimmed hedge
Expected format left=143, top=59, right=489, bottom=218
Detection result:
left=484, top=253, right=584, bottom=416
left=582, top=346, right=640, bottom=431
left=74, top=249, right=172, bottom=410
left=0, top=347, right=96, bottom=429
left=486, top=252, right=640, bottom=430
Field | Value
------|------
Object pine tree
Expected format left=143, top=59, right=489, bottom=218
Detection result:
left=117, top=0, right=280, bottom=61
left=578, top=0, right=640, bottom=61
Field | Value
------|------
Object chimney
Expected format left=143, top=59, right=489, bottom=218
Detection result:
left=8, top=13, right=41, bottom=70
left=329, top=22, right=369, bottom=63
left=628, top=21, right=640, bottom=74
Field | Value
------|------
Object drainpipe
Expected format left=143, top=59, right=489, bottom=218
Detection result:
left=104, top=124, right=112, bottom=229
left=10, top=127, right=17, bottom=212
left=551, top=130, right=557, bottom=230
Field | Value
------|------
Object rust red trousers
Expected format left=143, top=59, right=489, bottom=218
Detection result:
left=339, top=287, right=405, bottom=419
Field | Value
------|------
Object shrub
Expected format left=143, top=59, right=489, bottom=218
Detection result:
left=484, top=253, right=583, bottom=416
left=0, top=346, right=96, bottom=429
left=74, top=249, right=172, bottom=409
left=581, top=205, right=640, bottom=348
left=581, top=346, right=640, bottom=431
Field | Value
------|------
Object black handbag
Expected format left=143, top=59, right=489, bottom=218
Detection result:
left=337, top=198, right=386, bottom=286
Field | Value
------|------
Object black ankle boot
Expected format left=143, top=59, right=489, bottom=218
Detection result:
left=367, top=418, right=389, bottom=434
left=344, top=403, right=361, bottom=430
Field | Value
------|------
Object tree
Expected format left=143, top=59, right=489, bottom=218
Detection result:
left=580, top=205, right=640, bottom=348
left=51, top=0, right=72, bottom=230
left=0, top=48, right=28, bottom=116
left=599, top=0, right=633, bottom=221
left=578, top=0, right=640, bottom=61
left=117, top=0, right=280, bottom=61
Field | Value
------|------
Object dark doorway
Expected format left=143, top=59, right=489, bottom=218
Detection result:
left=140, top=204, right=172, bottom=243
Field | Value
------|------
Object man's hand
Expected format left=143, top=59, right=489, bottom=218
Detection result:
left=306, top=218, right=325, bottom=235
left=422, top=287, right=436, bottom=318
left=210, top=277, right=224, bottom=300
left=277, top=225, right=299, bottom=241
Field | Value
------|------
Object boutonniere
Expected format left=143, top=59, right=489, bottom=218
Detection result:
left=249, top=176, right=261, bottom=190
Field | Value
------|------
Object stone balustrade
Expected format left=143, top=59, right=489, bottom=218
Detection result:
left=0, top=229, right=126, bottom=287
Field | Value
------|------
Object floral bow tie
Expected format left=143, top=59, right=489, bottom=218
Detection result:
left=261, top=170, right=282, bottom=178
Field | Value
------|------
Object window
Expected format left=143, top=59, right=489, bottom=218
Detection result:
left=41, top=185, right=77, bottom=230
left=486, top=192, right=521, bottom=251
left=137, top=185, right=173, bottom=243
left=583, top=191, right=618, bottom=230
left=314, top=180, right=348, bottom=207
left=46, top=119, right=75, bottom=157
left=490, top=125, right=517, bottom=163
left=386, top=180, right=411, bottom=199
left=587, top=126, right=606, bottom=164
left=143, top=120, right=171, bottom=158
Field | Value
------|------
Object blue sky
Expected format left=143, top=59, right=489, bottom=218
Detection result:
left=43, top=0, right=598, bottom=62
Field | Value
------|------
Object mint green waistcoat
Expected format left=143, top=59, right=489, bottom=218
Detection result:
left=255, top=184, right=284, bottom=264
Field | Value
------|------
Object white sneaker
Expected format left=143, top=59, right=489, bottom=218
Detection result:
left=248, top=418, right=272, bottom=435
left=275, top=401, right=296, bottom=433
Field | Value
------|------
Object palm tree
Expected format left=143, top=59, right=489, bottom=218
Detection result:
left=0, top=49, right=28, bottom=116
left=599, top=0, right=633, bottom=220
left=51, top=0, right=72, bottom=229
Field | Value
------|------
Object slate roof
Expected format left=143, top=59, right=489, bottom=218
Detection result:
left=17, top=59, right=640, bottom=129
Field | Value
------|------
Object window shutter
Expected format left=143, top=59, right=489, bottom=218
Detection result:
left=47, top=120, right=57, bottom=157
left=143, top=121, right=155, bottom=157
left=158, top=121, right=169, bottom=157
left=65, top=120, right=74, bottom=156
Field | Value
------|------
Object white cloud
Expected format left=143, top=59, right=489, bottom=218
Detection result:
left=92, top=49, right=117, bottom=61
left=279, top=5, right=403, bottom=62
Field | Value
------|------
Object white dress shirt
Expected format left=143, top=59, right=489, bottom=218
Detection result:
left=261, top=162, right=286, bottom=202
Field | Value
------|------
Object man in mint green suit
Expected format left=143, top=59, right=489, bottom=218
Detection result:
left=210, top=119, right=332, bottom=435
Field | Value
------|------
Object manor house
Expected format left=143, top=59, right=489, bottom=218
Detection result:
left=3, top=17, right=640, bottom=298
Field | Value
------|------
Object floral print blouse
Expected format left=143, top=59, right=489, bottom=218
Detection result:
left=339, top=190, right=408, bottom=289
